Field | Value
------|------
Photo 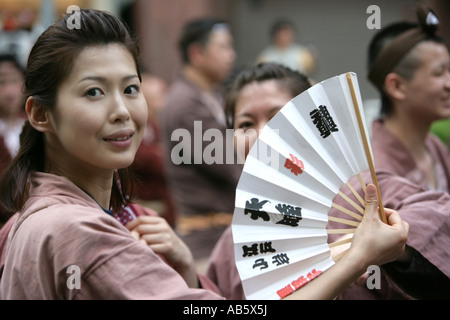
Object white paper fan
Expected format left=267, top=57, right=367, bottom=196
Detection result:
left=232, top=72, right=386, bottom=300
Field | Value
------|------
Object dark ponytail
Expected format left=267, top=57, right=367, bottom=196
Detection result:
left=0, top=9, right=140, bottom=214
left=0, top=122, right=44, bottom=212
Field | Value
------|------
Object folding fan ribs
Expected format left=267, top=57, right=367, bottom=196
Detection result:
left=232, top=72, right=386, bottom=300
left=327, top=177, right=367, bottom=261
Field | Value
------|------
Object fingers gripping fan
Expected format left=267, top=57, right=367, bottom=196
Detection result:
left=231, top=72, right=386, bottom=300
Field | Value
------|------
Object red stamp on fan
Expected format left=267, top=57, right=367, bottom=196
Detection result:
left=276, top=268, right=323, bottom=299
left=284, top=153, right=304, bottom=176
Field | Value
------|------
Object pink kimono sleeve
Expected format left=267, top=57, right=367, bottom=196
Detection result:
left=206, top=227, right=246, bottom=300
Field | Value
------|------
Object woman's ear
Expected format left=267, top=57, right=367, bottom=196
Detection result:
left=26, top=96, right=53, bottom=133
left=384, top=73, right=407, bottom=102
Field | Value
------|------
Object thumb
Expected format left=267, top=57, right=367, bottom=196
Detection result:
left=364, top=184, right=379, bottom=217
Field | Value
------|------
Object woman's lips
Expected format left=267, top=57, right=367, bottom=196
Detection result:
left=104, top=135, right=132, bottom=141
left=103, top=129, right=135, bottom=147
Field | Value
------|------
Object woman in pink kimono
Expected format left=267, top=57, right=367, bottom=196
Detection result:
left=0, top=9, right=407, bottom=300
left=0, top=9, right=221, bottom=300
left=330, top=6, right=450, bottom=299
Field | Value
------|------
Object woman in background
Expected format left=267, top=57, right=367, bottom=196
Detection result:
left=206, top=62, right=409, bottom=299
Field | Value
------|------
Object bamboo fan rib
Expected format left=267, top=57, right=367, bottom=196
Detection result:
left=232, top=72, right=384, bottom=300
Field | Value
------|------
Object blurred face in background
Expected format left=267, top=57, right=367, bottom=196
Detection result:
left=197, top=27, right=236, bottom=84
left=399, top=41, right=450, bottom=123
left=233, top=79, right=292, bottom=160
left=0, top=61, right=25, bottom=120
left=274, top=26, right=295, bottom=49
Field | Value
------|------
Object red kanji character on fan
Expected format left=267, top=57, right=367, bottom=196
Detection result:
left=284, top=153, right=304, bottom=176
left=291, top=276, right=308, bottom=290
left=307, top=269, right=323, bottom=281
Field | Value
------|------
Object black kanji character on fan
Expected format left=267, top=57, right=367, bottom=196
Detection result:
left=275, top=203, right=302, bottom=227
left=244, top=198, right=270, bottom=221
left=272, top=253, right=290, bottom=266
left=242, top=243, right=259, bottom=257
left=310, top=105, right=339, bottom=138
left=259, top=242, right=276, bottom=254
left=242, top=241, right=276, bottom=257
left=252, top=258, right=269, bottom=270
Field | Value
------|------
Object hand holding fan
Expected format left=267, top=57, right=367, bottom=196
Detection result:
left=231, top=72, right=386, bottom=300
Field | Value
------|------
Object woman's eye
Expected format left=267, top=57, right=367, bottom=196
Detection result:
left=125, top=85, right=139, bottom=95
left=432, top=64, right=450, bottom=77
left=86, top=88, right=103, bottom=97
left=238, top=121, right=254, bottom=130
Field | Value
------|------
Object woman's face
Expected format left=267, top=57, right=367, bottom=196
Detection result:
left=233, top=79, right=292, bottom=160
left=45, top=44, right=147, bottom=176
left=0, top=61, right=24, bottom=119
left=402, top=41, right=450, bottom=123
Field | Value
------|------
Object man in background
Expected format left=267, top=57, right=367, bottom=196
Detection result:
left=160, top=18, right=242, bottom=263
